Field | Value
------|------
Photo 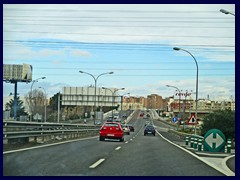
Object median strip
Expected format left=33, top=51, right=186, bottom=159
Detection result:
left=89, top=158, right=105, bottom=168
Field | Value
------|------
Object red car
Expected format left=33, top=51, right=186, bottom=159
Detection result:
left=99, top=122, right=124, bottom=142
left=140, top=113, right=144, bottom=117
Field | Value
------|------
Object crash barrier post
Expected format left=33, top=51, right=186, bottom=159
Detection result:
left=190, top=136, right=194, bottom=148
left=194, top=137, right=198, bottom=149
left=185, top=136, right=189, bottom=146
left=198, top=137, right=203, bottom=151
left=227, top=138, right=232, bottom=153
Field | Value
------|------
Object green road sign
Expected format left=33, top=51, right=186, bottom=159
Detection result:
left=204, top=129, right=226, bottom=152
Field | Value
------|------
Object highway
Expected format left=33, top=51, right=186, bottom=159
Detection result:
left=3, top=115, right=225, bottom=176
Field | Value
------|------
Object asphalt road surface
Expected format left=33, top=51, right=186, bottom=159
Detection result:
left=3, top=116, right=225, bottom=176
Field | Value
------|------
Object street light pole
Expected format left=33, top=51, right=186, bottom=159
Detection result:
left=102, top=87, right=125, bottom=119
left=119, top=93, right=130, bottom=121
left=120, top=93, right=130, bottom=112
left=166, top=85, right=181, bottom=130
left=220, top=9, right=235, bottom=16
left=58, top=91, right=60, bottom=123
left=30, top=77, right=46, bottom=121
left=79, top=71, right=113, bottom=124
left=39, top=87, right=47, bottom=122
left=173, top=47, right=198, bottom=135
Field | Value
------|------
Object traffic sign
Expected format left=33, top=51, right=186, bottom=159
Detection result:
left=187, top=114, right=198, bottom=125
left=172, top=117, right=178, bottom=123
left=204, top=129, right=226, bottom=152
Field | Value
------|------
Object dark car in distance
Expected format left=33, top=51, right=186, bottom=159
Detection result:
left=144, top=125, right=155, bottom=136
left=127, top=124, right=134, bottom=132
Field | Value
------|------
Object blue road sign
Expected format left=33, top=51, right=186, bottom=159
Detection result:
left=172, top=117, right=178, bottom=123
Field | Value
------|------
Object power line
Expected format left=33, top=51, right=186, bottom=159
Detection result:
left=3, top=45, right=235, bottom=53
left=3, top=40, right=235, bottom=48
left=3, top=15, right=233, bottom=20
left=3, top=18, right=234, bottom=24
left=3, top=30, right=234, bottom=39
left=3, top=22, right=234, bottom=28
left=4, top=59, right=234, bottom=64
left=31, top=73, right=234, bottom=77
left=36, top=67, right=234, bottom=71
left=4, top=8, right=232, bottom=13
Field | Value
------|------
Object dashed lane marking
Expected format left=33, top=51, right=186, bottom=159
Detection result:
left=89, top=158, right=105, bottom=168
left=115, top=146, right=121, bottom=150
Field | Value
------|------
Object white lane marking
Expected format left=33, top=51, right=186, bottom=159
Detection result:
left=155, top=130, right=235, bottom=176
left=130, top=139, right=133, bottom=141
left=3, top=136, right=98, bottom=154
left=115, top=146, right=121, bottom=150
left=133, top=137, right=135, bottom=139
left=125, top=141, right=129, bottom=144
left=89, top=158, right=105, bottom=168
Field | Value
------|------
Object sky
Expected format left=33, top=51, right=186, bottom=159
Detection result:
left=3, top=4, right=235, bottom=103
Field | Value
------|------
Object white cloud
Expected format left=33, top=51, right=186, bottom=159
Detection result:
left=38, top=49, right=64, bottom=57
left=123, top=77, right=235, bottom=101
left=70, top=49, right=91, bottom=57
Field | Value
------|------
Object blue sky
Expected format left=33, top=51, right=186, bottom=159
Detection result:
left=3, top=4, right=235, bottom=101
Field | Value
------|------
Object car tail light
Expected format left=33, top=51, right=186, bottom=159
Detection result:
left=116, top=127, right=122, bottom=131
left=101, top=127, right=107, bottom=130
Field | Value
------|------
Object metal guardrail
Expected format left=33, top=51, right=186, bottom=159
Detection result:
left=3, top=120, right=101, bottom=140
left=3, top=110, right=137, bottom=144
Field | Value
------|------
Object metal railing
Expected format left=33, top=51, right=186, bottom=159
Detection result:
left=3, top=120, right=101, bottom=141
left=3, top=110, right=137, bottom=144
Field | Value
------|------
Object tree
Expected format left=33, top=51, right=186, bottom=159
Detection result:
left=201, top=109, right=235, bottom=139
left=47, top=92, right=62, bottom=122
left=24, top=89, right=46, bottom=121
left=49, top=92, right=61, bottom=111
left=5, top=97, right=28, bottom=118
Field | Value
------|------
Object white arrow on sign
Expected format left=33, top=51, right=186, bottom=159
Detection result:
left=205, top=133, right=224, bottom=148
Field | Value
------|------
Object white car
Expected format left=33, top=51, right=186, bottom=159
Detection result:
left=95, top=120, right=101, bottom=125
left=121, top=124, right=130, bottom=135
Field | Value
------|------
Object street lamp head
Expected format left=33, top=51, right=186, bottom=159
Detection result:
left=166, top=85, right=170, bottom=87
left=102, top=87, right=106, bottom=89
left=173, top=47, right=181, bottom=51
left=220, top=9, right=229, bottom=14
left=41, top=77, right=46, bottom=79
left=79, top=70, right=84, bottom=73
left=121, top=88, right=125, bottom=90
left=109, top=72, right=114, bottom=74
